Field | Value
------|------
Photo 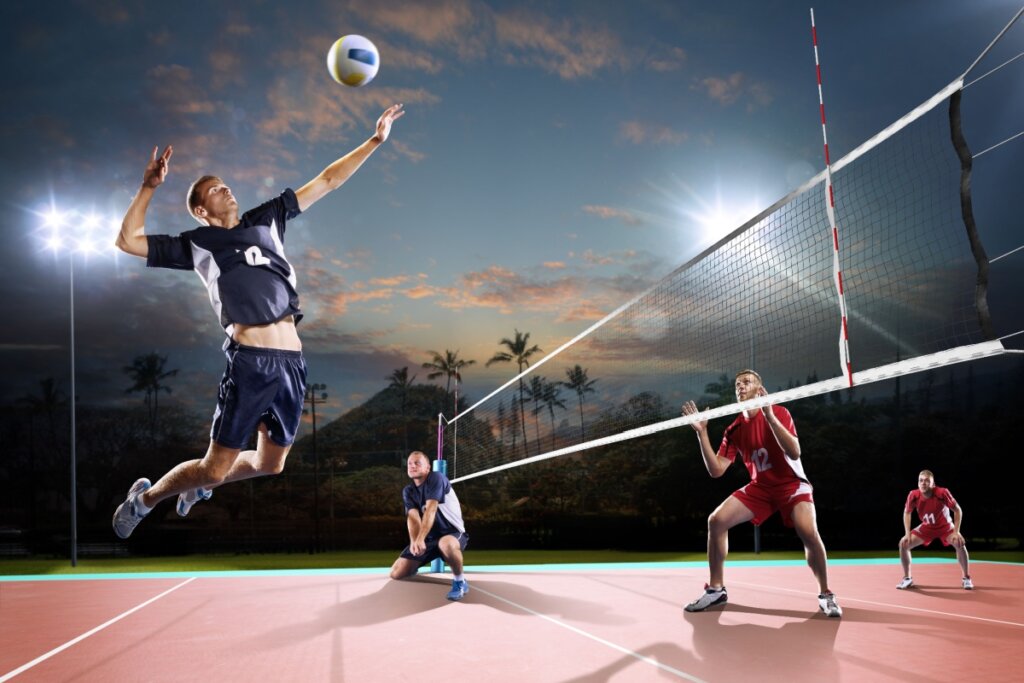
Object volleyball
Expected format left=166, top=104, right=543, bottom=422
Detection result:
left=327, top=35, right=379, bottom=87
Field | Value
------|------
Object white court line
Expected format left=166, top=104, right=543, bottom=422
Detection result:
left=730, top=579, right=1024, bottom=628
left=0, top=577, right=197, bottom=682
left=472, top=584, right=707, bottom=683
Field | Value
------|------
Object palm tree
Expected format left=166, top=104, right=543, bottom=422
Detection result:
left=541, top=379, right=567, bottom=450
left=486, top=329, right=541, bottom=455
left=525, top=375, right=546, bottom=452
left=123, top=352, right=178, bottom=433
left=422, top=349, right=476, bottom=417
left=387, top=367, right=417, bottom=450
left=562, top=365, right=597, bottom=440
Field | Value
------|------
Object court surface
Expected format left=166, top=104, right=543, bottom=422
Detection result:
left=2, top=559, right=1021, bottom=682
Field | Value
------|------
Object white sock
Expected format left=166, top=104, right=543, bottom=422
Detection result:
left=453, top=573, right=465, bottom=582
left=134, top=495, right=152, bottom=515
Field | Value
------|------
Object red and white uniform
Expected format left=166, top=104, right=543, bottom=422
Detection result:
left=906, top=487, right=957, bottom=546
left=718, top=406, right=813, bottom=527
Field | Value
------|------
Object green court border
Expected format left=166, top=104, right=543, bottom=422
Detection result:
left=1, top=556, right=1007, bottom=583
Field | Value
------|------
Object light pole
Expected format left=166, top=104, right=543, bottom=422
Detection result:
left=304, top=383, right=328, bottom=552
left=42, top=208, right=106, bottom=567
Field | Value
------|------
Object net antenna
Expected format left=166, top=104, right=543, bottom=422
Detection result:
left=441, top=8, right=1024, bottom=484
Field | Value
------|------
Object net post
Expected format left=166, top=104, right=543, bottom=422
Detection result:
left=431, top=415, right=447, bottom=574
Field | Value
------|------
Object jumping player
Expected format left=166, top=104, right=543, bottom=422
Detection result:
left=681, top=369, right=842, bottom=617
left=111, top=104, right=405, bottom=539
left=389, top=451, right=470, bottom=601
left=897, top=469, right=972, bottom=590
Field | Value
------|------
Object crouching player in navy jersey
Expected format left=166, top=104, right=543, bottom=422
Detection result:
left=111, top=104, right=405, bottom=539
left=389, top=451, right=470, bottom=601
left=681, top=370, right=843, bottom=618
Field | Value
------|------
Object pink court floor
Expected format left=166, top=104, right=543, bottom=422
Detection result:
left=1, top=559, right=1021, bottom=682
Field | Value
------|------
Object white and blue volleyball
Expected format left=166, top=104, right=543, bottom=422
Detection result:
left=327, top=35, right=380, bottom=87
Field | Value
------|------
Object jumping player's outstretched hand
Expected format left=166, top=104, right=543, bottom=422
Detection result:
left=682, top=400, right=707, bottom=434
left=143, top=145, right=173, bottom=189
left=373, top=104, right=405, bottom=143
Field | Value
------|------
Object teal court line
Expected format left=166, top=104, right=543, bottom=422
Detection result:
left=1, top=556, right=1006, bottom=583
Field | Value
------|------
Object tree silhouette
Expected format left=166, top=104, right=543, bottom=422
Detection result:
left=123, top=352, right=178, bottom=435
left=486, top=329, right=541, bottom=456
left=525, top=376, right=546, bottom=452
left=541, top=378, right=567, bottom=450
left=422, top=349, right=476, bottom=407
left=387, top=367, right=417, bottom=451
left=562, top=365, right=597, bottom=440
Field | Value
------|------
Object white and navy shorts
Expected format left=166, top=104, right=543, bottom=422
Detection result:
left=210, top=340, right=307, bottom=449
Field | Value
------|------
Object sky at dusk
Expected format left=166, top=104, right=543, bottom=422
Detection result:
left=1, top=0, right=1021, bottom=425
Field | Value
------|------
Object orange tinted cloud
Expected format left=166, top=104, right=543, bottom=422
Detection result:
left=696, top=72, right=773, bottom=109
left=619, top=121, right=688, bottom=146
left=582, top=204, right=643, bottom=226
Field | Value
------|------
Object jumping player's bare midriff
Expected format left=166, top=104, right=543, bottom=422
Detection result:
left=233, top=316, right=301, bottom=351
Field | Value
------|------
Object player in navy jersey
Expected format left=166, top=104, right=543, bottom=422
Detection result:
left=681, top=370, right=842, bottom=617
left=389, top=451, right=470, bottom=601
left=897, top=469, right=972, bottom=590
left=111, top=104, right=405, bottom=539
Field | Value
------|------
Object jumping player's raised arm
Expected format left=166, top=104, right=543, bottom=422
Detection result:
left=294, top=103, right=405, bottom=213
left=116, top=145, right=173, bottom=259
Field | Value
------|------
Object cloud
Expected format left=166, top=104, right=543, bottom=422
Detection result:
left=695, top=72, right=773, bottom=109
left=543, top=261, right=567, bottom=269
left=146, top=65, right=221, bottom=119
left=369, top=275, right=411, bottom=287
left=495, top=11, right=628, bottom=80
left=582, top=204, right=643, bottom=226
left=349, top=0, right=487, bottom=59
left=390, top=140, right=427, bottom=163
left=646, top=46, right=687, bottom=72
left=619, top=121, right=688, bottom=146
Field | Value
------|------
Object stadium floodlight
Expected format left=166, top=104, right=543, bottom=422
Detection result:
left=38, top=205, right=117, bottom=567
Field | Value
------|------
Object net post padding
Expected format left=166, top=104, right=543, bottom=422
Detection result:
left=450, top=340, right=1005, bottom=483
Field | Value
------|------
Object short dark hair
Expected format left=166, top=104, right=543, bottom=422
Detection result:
left=186, top=175, right=220, bottom=221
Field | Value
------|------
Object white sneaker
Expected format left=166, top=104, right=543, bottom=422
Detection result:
left=684, top=584, right=728, bottom=612
left=896, top=576, right=914, bottom=590
left=818, top=592, right=842, bottom=618
left=962, top=576, right=974, bottom=590
left=112, top=478, right=151, bottom=539
left=176, top=487, right=213, bottom=517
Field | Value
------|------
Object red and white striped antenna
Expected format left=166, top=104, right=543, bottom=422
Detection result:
left=811, top=8, right=854, bottom=387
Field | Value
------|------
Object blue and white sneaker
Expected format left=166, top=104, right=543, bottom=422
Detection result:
left=176, top=487, right=213, bottom=517
left=685, top=584, right=728, bottom=612
left=446, top=578, right=469, bottom=601
left=112, top=478, right=151, bottom=539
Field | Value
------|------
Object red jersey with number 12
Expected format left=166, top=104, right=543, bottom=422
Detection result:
left=905, top=487, right=957, bottom=531
left=717, top=406, right=809, bottom=486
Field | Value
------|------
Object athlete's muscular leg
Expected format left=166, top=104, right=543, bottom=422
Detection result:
left=947, top=531, right=971, bottom=578
left=791, top=501, right=832, bottom=594
left=439, top=535, right=465, bottom=575
left=900, top=533, right=925, bottom=578
left=140, top=441, right=241, bottom=508
left=216, top=425, right=290, bottom=483
left=389, top=557, right=421, bottom=580
left=707, top=495, right=755, bottom=588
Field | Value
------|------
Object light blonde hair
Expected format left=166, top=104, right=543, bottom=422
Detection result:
left=919, top=469, right=934, bottom=480
left=734, top=369, right=762, bottom=384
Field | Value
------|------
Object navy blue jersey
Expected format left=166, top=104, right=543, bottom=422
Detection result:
left=402, top=471, right=465, bottom=536
left=146, top=189, right=302, bottom=334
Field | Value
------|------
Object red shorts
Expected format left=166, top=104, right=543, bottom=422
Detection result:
left=910, top=524, right=956, bottom=546
left=732, top=479, right=814, bottom=527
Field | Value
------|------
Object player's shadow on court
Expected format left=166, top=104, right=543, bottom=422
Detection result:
left=465, top=576, right=628, bottom=626
left=247, top=576, right=450, bottom=650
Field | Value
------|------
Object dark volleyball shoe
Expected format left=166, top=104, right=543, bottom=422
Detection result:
left=685, top=584, right=728, bottom=612
left=818, top=592, right=843, bottom=618
left=112, top=478, right=152, bottom=539
left=176, top=487, right=213, bottom=517
left=446, top=579, right=469, bottom=601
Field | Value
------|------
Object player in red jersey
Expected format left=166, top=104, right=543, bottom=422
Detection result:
left=897, top=469, right=972, bottom=589
left=681, top=369, right=842, bottom=617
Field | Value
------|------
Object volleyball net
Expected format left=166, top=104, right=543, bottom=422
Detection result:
left=441, top=13, right=1024, bottom=484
